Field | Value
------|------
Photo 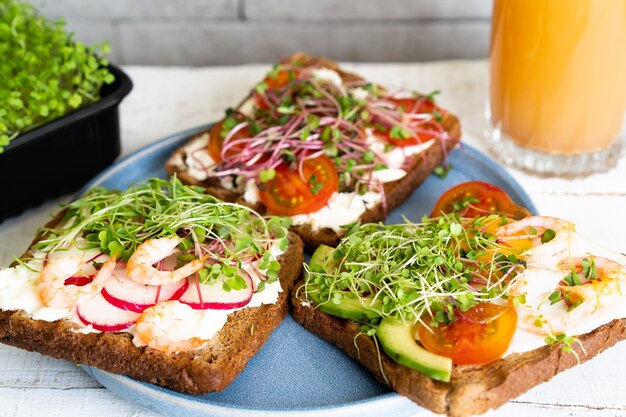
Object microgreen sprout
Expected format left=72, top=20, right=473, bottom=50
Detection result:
left=545, top=333, right=586, bottom=363
left=541, top=229, right=556, bottom=243
left=549, top=255, right=597, bottom=310
left=304, top=214, right=527, bottom=326
left=434, top=164, right=452, bottom=179
left=34, top=177, right=290, bottom=286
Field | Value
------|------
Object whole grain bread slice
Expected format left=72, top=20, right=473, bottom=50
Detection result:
left=0, top=213, right=304, bottom=395
left=291, top=280, right=626, bottom=417
left=165, top=53, right=462, bottom=251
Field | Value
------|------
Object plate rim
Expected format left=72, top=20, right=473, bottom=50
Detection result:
left=84, top=365, right=420, bottom=416
left=79, top=123, right=538, bottom=416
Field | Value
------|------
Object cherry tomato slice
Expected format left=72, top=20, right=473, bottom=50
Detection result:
left=266, top=69, right=299, bottom=90
left=381, top=121, right=441, bottom=148
left=391, top=97, right=438, bottom=114
left=254, top=69, right=300, bottom=110
left=431, top=181, right=529, bottom=219
left=259, top=155, right=338, bottom=216
left=374, top=97, right=441, bottom=147
left=418, top=303, right=517, bottom=365
left=208, top=119, right=252, bottom=163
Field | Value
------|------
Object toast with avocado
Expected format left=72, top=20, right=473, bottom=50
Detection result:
left=166, top=52, right=461, bottom=251
left=0, top=177, right=304, bottom=394
left=291, top=208, right=626, bottom=417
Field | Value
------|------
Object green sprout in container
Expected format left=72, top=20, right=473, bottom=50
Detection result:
left=0, top=0, right=115, bottom=152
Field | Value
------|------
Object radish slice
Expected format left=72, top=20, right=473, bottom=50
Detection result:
left=101, top=266, right=188, bottom=313
left=179, top=272, right=253, bottom=310
left=64, top=276, right=94, bottom=286
left=77, top=293, right=140, bottom=332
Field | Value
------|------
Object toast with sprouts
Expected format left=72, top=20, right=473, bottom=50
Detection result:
left=166, top=52, right=461, bottom=250
left=292, top=213, right=626, bottom=417
left=0, top=177, right=303, bottom=394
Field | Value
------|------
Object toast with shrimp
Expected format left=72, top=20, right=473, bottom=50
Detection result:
left=291, top=209, right=626, bottom=417
left=166, top=52, right=462, bottom=250
left=0, top=177, right=304, bottom=394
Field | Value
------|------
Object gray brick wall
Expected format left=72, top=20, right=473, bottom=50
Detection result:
left=39, top=0, right=492, bottom=65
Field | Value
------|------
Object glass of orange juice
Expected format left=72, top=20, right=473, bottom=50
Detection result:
left=485, top=0, right=626, bottom=176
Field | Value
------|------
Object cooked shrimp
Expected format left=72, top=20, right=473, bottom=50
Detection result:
left=510, top=254, right=626, bottom=336
left=135, top=300, right=206, bottom=353
left=558, top=256, right=626, bottom=310
left=127, top=237, right=208, bottom=286
left=37, top=253, right=116, bottom=309
left=496, top=216, right=575, bottom=250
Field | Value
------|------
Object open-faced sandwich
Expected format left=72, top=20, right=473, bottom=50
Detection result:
left=292, top=181, right=626, bottom=417
left=166, top=52, right=462, bottom=250
left=0, top=177, right=303, bottom=394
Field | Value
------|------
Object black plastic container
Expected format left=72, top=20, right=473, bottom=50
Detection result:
left=0, top=64, right=132, bottom=222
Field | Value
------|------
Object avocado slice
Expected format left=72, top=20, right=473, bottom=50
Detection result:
left=309, top=244, right=338, bottom=274
left=377, top=317, right=452, bottom=382
left=305, top=244, right=382, bottom=321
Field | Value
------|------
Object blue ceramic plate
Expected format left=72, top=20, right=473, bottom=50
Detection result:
left=80, top=124, right=538, bottom=417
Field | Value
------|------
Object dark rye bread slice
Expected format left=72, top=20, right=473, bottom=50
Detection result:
left=291, top=281, right=626, bottom=417
left=165, top=53, right=462, bottom=251
left=0, top=214, right=304, bottom=395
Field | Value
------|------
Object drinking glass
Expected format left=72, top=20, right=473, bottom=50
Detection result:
left=484, top=0, right=626, bottom=176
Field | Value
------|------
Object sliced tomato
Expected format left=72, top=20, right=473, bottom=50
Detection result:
left=382, top=120, right=442, bottom=148
left=418, top=303, right=517, bottom=365
left=431, top=181, right=528, bottom=219
left=208, top=119, right=252, bottom=163
left=266, top=69, right=299, bottom=91
left=391, top=97, right=438, bottom=115
left=374, top=97, right=441, bottom=147
left=254, top=69, right=300, bottom=110
left=259, top=155, right=338, bottom=216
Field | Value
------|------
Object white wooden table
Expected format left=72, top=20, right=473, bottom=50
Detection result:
left=1, top=61, right=625, bottom=417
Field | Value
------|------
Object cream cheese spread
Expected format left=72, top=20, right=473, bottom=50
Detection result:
left=311, top=68, right=344, bottom=88
left=290, top=191, right=382, bottom=232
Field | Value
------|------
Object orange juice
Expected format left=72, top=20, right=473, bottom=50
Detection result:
left=490, top=0, right=626, bottom=154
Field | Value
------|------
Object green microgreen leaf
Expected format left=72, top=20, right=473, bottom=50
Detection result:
left=321, top=126, right=332, bottom=141
left=259, top=168, right=276, bottom=183
left=548, top=290, right=562, bottom=304
left=255, top=81, right=268, bottom=95
left=582, top=256, right=597, bottom=281
left=310, top=182, right=323, bottom=195
left=221, top=116, right=239, bottom=138
left=425, top=89, right=441, bottom=101
left=567, top=300, right=583, bottom=311
left=307, top=114, right=320, bottom=129
left=449, top=223, right=462, bottom=236
left=389, top=125, right=413, bottom=140
left=282, top=149, right=296, bottom=162
left=433, top=164, right=452, bottom=178
left=541, top=229, right=556, bottom=243
left=362, top=151, right=375, bottom=163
